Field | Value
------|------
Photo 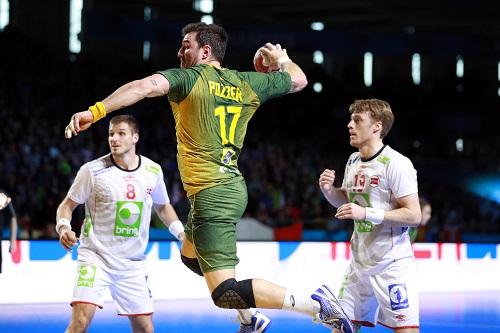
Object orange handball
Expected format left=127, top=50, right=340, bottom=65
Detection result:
left=253, top=47, right=272, bottom=73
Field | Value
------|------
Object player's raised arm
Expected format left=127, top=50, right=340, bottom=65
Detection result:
left=260, top=43, right=308, bottom=93
left=64, top=73, right=170, bottom=139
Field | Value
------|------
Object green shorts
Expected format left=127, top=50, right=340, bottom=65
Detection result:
left=185, top=178, right=247, bottom=273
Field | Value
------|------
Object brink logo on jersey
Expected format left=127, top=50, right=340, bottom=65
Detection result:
left=209, top=81, right=243, bottom=103
left=114, top=201, right=143, bottom=237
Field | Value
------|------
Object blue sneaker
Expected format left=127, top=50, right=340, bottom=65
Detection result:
left=311, top=285, right=354, bottom=333
left=237, top=311, right=271, bottom=333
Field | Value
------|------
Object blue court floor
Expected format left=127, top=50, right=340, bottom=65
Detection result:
left=1, top=291, right=499, bottom=332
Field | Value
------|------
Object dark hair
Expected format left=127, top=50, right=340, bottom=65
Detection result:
left=109, top=114, right=139, bottom=134
left=182, top=22, right=228, bottom=63
left=349, top=99, right=394, bottom=139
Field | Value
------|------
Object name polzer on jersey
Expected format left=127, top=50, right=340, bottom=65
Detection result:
left=341, top=145, right=418, bottom=273
left=67, top=154, right=169, bottom=271
left=159, top=64, right=292, bottom=197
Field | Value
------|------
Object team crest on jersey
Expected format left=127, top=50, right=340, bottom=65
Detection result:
left=114, top=201, right=143, bottom=237
left=389, top=284, right=409, bottom=310
left=221, top=148, right=235, bottom=165
left=369, top=176, right=380, bottom=187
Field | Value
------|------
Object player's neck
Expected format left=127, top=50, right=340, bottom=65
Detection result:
left=206, top=59, right=221, bottom=68
left=358, top=140, right=384, bottom=159
left=112, top=152, right=139, bottom=170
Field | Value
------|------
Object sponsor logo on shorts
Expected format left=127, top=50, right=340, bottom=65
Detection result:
left=389, top=284, right=409, bottom=310
left=114, top=201, right=143, bottom=237
left=394, top=314, right=407, bottom=322
left=77, top=265, right=96, bottom=287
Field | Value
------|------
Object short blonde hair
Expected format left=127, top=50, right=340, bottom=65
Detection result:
left=349, top=99, right=394, bottom=139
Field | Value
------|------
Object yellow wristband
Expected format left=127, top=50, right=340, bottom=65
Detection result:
left=88, top=102, right=107, bottom=123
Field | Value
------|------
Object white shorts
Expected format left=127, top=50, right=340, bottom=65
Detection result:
left=71, top=261, right=154, bottom=315
left=337, top=258, right=419, bottom=329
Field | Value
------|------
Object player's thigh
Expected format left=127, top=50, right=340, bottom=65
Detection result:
left=71, top=262, right=111, bottom=308
left=129, top=314, right=154, bottom=333
left=111, top=269, right=153, bottom=315
left=371, top=258, right=420, bottom=329
left=338, top=263, right=378, bottom=326
left=188, top=180, right=247, bottom=273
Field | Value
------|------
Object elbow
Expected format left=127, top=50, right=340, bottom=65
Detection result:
left=291, top=75, right=308, bottom=93
left=409, top=211, right=422, bottom=227
left=132, top=79, right=154, bottom=98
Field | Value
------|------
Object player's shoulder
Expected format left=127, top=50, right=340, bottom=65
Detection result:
left=81, top=154, right=113, bottom=174
left=347, top=151, right=361, bottom=165
left=140, top=155, right=163, bottom=175
left=379, top=146, right=413, bottom=167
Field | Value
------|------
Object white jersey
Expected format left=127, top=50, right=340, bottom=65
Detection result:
left=68, top=154, right=169, bottom=271
left=341, top=145, right=418, bottom=273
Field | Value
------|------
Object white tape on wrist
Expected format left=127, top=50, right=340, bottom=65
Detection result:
left=365, top=208, right=384, bottom=225
left=56, top=218, right=71, bottom=235
left=168, top=220, right=184, bottom=240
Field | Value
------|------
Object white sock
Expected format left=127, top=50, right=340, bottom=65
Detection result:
left=281, top=288, right=320, bottom=316
left=237, top=308, right=256, bottom=324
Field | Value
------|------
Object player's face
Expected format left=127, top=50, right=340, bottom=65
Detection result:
left=421, top=204, right=432, bottom=226
left=108, top=122, right=138, bottom=157
left=177, top=32, right=204, bottom=68
left=347, top=112, right=381, bottom=148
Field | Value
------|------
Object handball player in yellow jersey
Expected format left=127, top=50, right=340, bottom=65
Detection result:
left=64, top=22, right=354, bottom=333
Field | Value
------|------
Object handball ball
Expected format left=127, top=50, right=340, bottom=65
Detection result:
left=253, top=48, right=272, bottom=73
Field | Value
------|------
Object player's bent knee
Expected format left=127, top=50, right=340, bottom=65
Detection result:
left=211, top=278, right=256, bottom=309
left=181, top=255, right=203, bottom=276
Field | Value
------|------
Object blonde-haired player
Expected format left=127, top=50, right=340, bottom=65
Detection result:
left=319, top=99, right=421, bottom=332
left=56, top=115, right=185, bottom=333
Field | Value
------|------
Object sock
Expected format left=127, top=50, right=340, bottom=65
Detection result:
left=281, top=288, right=320, bottom=317
left=237, top=308, right=256, bottom=324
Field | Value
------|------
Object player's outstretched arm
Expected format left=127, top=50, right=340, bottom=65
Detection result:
left=260, top=42, right=308, bottom=93
left=65, top=73, right=170, bottom=139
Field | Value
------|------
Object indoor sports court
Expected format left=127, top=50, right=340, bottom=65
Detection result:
left=1, top=292, right=499, bottom=332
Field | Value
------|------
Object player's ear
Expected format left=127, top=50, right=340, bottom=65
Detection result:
left=201, top=44, right=211, bottom=60
left=373, top=121, right=382, bottom=135
left=133, top=133, right=139, bottom=143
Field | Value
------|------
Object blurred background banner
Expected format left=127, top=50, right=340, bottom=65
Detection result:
left=1, top=240, right=499, bottom=304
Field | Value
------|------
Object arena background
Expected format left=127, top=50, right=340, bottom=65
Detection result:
left=0, top=0, right=499, bottom=332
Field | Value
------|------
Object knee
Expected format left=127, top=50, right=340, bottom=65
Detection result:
left=181, top=255, right=203, bottom=276
left=68, top=314, right=91, bottom=333
left=135, top=321, right=154, bottom=333
left=211, top=278, right=256, bottom=309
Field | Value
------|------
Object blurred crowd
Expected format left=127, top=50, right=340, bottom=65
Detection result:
left=1, top=27, right=499, bottom=242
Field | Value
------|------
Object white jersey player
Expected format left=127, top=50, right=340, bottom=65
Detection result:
left=319, top=99, right=422, bottom=333
left=56, top=115, right=185, bottom=333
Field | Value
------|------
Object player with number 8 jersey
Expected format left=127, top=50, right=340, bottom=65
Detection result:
left=68, top=153, right=165, bottom=271
left=56, top=115, right=185, bottom=333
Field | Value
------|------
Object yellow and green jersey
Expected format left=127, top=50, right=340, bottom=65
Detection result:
left=159, top=64, right=291, bottom=196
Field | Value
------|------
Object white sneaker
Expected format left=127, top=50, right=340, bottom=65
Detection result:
left=311, top=285, right=354, bottom=333
left=237, top=311, right=271, bottom=333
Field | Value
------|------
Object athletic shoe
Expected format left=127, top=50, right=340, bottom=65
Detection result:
left=311, top=285, right=354, bottom=333
left=237, top=311, right=271, bottom=333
